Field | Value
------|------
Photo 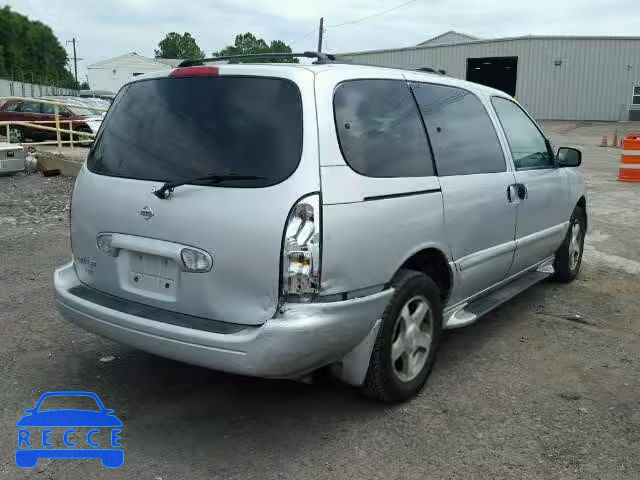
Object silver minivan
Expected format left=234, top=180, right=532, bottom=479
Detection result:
left=54, top=54, right=587, bottom=403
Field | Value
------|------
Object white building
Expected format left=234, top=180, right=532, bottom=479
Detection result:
left=87, top=53, right=182, bottom=93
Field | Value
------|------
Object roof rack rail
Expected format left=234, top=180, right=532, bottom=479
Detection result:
left=315, top=57, right=448, bottom=75
left=179, top=51, right=336, bottom=67
left=415, top=67, right=447, bottom=75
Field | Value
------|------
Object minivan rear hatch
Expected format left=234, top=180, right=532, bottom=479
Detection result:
left=71, top=66, right=318, bottom=325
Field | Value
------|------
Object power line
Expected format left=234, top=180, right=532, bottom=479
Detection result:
left=288, top=27, right=319, bottom=47
left=326, top=0, right=419, bottom=28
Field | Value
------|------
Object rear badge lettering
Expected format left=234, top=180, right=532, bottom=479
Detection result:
left=139, top=206, right=154, bottom=221
left=76, top=256, right=96, bottom=276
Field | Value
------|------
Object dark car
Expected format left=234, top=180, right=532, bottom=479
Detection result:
left=0, top=99, right=101, bottom=145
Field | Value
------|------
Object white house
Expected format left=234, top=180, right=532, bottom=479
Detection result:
left=87, top=53, right=182, bottom=93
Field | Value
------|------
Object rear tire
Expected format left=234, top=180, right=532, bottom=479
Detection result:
left=553, top=206, right=586, bottom=283
left=361, top=269, right=442, bottom=404
left=9, top=126, right=24, bottom=143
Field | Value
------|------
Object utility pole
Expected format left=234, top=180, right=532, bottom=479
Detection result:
left=67, top=38, right=78, bottom=87
left=72, top=38, right=78, bottom=86
left=317, top=17, right=324, bottom=53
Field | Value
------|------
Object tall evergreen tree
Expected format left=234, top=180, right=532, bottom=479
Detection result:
left=0, top=6, right=77, bottom=88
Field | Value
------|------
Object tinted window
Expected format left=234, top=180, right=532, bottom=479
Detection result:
left=334, top=79, right=434, bottom=177
left=20, top=102, right=40, bottom=113
left=88, top=76, right=303, bottom=187
left=411, top=83, right=505, bottom=176
left=42, top=103, right=55, bottom=115
left=492, top=97, right=553, bottom=170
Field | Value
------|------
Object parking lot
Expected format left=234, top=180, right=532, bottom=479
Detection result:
left=1, top=121, right=639, bottom=479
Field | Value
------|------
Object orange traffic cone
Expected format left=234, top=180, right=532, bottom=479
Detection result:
left=600, top=136, right=608, bottom=147
left=618, top=134, right=640, bottom=182
left=612, top=131, right=619, bottom=148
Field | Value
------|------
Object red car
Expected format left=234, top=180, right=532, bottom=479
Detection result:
left=0, top=99, right=102, bottom=145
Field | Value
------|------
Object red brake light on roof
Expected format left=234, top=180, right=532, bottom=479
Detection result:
left=169, top=66, right=219, bottom=78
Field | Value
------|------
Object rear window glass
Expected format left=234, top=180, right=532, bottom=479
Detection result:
left=88, top=76, right=303, bottom=187
left=3, top=101, right=19, bottom=112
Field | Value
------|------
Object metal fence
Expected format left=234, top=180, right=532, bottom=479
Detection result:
left=0, top=78, right=74, bottom=98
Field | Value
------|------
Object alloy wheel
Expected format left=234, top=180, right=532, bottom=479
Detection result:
left=568, top=222, right=582, bottom=271
left=391, top=295, right=433, bottom=382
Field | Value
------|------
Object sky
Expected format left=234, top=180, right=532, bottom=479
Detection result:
left=3, top=0, right=637, bottom=81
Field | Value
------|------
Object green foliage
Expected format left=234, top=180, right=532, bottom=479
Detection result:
left=79, top=81, right=90, bottom=90
left=0, top=6, right=78, bottom=88
left=213, top=33, right=298, bottom=63
left=155, top=32, right=205, bottom=59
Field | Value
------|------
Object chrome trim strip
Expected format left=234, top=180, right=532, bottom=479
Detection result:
left=363, top=188, right=441, bottom=202
left=516, top=222, right=568, bottom=249
left=457, top=240, right=516, bottom=271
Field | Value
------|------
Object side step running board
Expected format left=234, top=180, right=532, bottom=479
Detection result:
left=445, top=270, right=551, bottom=329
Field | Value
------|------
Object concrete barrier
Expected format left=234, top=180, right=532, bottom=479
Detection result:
left=36, top=149, right=83, bottom=177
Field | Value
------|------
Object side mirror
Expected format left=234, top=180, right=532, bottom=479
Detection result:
left=557, top=147, right=582, bottom=167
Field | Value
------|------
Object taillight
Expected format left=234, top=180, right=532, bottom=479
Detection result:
left=169, top=66, right=219, bottom=77
left=96, top=233, right=116, bottom=257
left=180, top=248, right=212, bottom=273
left=281, top=194, right=321, bottom=303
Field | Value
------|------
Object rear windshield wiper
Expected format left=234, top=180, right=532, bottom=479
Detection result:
left=154, top=173, right=266, bottom=199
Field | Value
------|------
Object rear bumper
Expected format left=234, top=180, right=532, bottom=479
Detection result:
left=54, top=262, right=392, bottom=379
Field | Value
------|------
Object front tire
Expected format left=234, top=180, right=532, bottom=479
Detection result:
left=75, top=126, right=94, bottom=147
left=362, top=269, right=442, bottom=404
left=553, top=206, right=586, bottom=283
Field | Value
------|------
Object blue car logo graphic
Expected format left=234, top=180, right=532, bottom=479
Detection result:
left=16, top=391, right=123, bottom=468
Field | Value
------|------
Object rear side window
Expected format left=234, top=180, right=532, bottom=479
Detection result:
left=334, top=79, right=434, bottom=177
left=411, top=83, right=506, bottom=176
left=88, top=76, right=303, bottom=187
left=3, top=102, right=19, bottom=112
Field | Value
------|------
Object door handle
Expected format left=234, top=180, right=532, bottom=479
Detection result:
left=516, top=183, right=528, bottom=200
left=507, top=184, right=527, bottom=204
left=507, top=184, right=521, bottom=204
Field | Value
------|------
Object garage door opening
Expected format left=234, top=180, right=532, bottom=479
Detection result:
left=466, top=57, right=518, bottom=96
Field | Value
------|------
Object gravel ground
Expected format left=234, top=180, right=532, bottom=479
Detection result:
left=1, top=123, right=639, bottom=479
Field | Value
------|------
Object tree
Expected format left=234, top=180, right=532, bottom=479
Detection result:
left=0, top=6, right=78, bottom=88
left=213, top=33, right=298, bottom=63
left=155, top=32, right=205, bottom=59
left=79, top=81, right=90, bottom=90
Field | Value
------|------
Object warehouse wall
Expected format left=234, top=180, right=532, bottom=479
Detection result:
left=0, top=79, right=74, bottom=98
left=338, top=37, right=640, bottom=121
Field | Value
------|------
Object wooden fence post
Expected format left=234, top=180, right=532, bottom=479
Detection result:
left=54, top=104, right=62, bottom=150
